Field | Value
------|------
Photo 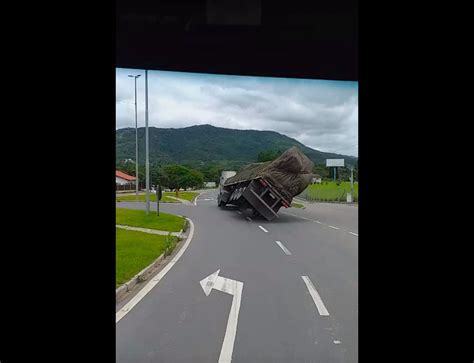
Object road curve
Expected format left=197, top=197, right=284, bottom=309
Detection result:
left=116, top=189, right=358, bottom=363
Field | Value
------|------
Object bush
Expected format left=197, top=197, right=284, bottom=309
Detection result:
left=164, top=233, right=178, bottom=257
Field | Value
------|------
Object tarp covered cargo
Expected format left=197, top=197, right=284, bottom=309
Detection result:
left=224, top=146, right=314, bottom=201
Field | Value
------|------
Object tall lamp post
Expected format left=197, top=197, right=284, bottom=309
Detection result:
left=128, top=74, right=141, bottom=197
left=145, top=69, right=150, bottom=214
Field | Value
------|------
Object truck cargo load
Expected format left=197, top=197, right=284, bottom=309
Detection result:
left=217, top=146, right=314, bottom=221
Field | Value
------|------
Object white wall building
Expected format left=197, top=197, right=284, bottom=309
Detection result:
left=116, top=170, right=136, bottom=185
left=204, top=181, right=217, bottom=188
left=312, top=175, right=322, bottom=184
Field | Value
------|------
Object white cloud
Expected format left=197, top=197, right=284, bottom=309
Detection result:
left=116, top=69, right=358, bottom=156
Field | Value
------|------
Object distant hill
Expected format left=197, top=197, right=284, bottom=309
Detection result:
left=116, top=124, right=357, bottom=168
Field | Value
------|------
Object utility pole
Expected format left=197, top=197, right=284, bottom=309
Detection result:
left=350, top=166, right=354, bottom=203
left=145, top=69, right=150, bottom=214
left=128, top=74, right=141, bottom=199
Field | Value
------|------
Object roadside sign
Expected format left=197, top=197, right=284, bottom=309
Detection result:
left=326, top=159, right=345, bottom=167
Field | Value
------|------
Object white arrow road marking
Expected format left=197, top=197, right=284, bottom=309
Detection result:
left=200, top=270, right=244, bottom=363
left=258, top=225, right=268, bottom=233
left=275, top=241, right=292, bottom=255
left=301, top=276, right=330, bottom=316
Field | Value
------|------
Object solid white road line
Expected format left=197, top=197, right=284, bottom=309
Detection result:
left=275, top=241, right=292, bottom=255
left=301, top=276, right=330, bottom=316
left=328, top=225, right=340, bottom=230
left=258, top=225, right=268, bottom=233
left=313, top=220, right=322, bottom=224
left=349, top=232, right=358, bottom=237
left=194, top=192, right=208, bottom=205
left=116, top=219, right=195, bottom=323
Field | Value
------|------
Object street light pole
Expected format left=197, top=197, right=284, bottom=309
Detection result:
left=128, top=74, right=141, bottom=198
left=145, top=69, right=150, bottom=214
left=350, top=166, right=354, bottom=202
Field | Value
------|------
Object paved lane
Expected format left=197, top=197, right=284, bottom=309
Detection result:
left=285, top=201, right=358, bottom=234
left=116, top=190, right=358, bottom=362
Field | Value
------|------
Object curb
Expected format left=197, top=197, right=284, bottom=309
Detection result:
left=115, top=218, right=192, bottom=304
left=294, top=196, right=358, bottom=205
left=116, top=251, right=167, bottom=303
left=166, top=196, right=193, bottom=205
left=116, top=218, right=195, bottom=322
left=193, top=190, right=210, bottom=205
left=116, top=224, right=183, bottom=237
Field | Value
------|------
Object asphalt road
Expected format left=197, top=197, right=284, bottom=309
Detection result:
left=116, top=190, right=358, bottom=363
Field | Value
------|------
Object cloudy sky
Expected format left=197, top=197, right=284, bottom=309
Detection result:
left=116, top=68, right=358, bottom=157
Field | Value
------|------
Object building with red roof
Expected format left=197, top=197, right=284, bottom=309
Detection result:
left=116, top=170, right=136, bottom=186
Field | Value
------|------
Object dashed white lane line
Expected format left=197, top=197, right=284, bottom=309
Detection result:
left=282, top=211, right=356, bottom=237
left=301, top=276, right=330, bottom=316
left=333, top=340, right=341, bottom=344
left=237, top=211, right=243, bottom=215
left=275, top=241, right=292, bottom=255
left=258, top=225, right=268, bottom=233
left=246, top=217, right=252, bottom=222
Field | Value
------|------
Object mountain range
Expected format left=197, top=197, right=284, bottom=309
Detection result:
left=116, top=124, right=357, bottom=168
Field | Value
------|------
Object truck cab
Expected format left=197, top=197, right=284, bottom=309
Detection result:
left=218, top=170, right=236, bottom=207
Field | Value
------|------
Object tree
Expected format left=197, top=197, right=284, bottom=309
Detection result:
left=163, top=164, right=206, bottom=195
left=186, top=169, right=205, bottom=189
left=199, top=162, right=224, bottom=184
left=313, top=164, right=330, bottom=179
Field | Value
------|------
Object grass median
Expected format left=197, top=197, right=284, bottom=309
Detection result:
left=116, top=194, right=178, bottom=203
left=116, top=228, right=178, bottom=287
left=300, top=181, right=358, bottom=202
left=116, top=208, right=185, bottom=232
left=162, top=191, right=199, bottom=202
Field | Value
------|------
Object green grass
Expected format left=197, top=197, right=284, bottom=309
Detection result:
left=291, top=202, right=305, bottom=208
left=162, top=191, right=199, bottom=202
left=116, top=208, right=185, bottom=232
left=116, top=193, right=178, bottom=203
left=116, top=228, right=177, bottom=287
left=299, top=181, right=358, bottom=202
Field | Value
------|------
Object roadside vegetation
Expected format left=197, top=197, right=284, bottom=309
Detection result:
left=116, top=208, right=185, bottom=231
left=291, top=202, right=305, bottom=208
left=299, top=181, right=358, bottom=202
left=116, top=228, right=178, bottom=287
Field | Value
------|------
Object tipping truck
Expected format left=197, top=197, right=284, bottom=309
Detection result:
left=217, top=146, right=314, bottom=221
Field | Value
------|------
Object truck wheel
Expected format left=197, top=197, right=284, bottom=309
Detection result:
left=218, top=194, right=226, bottom=207
left=251, top=209, right=260, bottom=218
